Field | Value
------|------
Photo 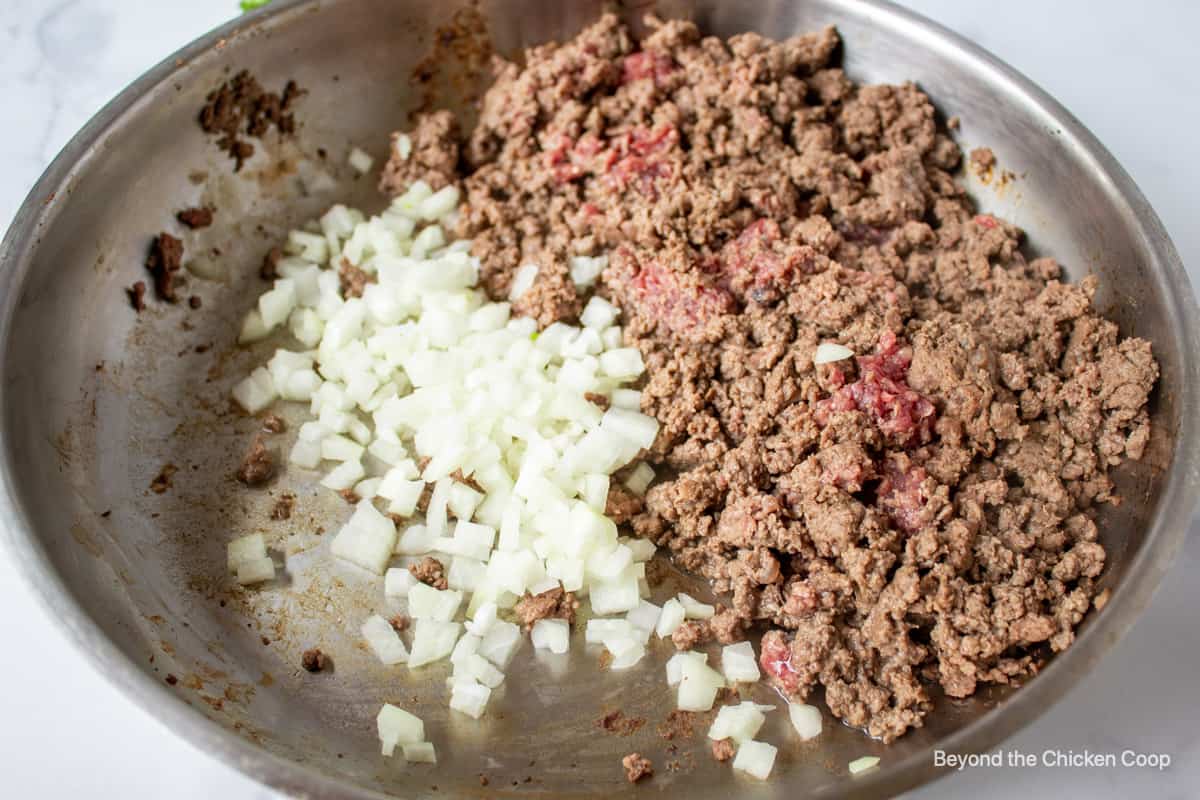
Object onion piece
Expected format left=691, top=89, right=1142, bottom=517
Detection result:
left=848, top=756, right=880, bottom=775
left=330, top=501, right=398, bottom=574
left=677, top=656, right=725, bottom=712
left=402, top=742, right=437, bottom=763
left=227, top=533, right=267, bottom=574
left=721, top=641, right=761, bottom=684
left=449, top=678, right=491, bottom=719
left=362, top=614, right=409, bottom=665
left=656, top=598, right=686, bottom=638
left=531, top=618, right=570, bottom=654
left=348, top=147, right=374, bottom=174
left=814, top=342, right=854, bottom=365
left=732, top=740, right=778, bottom=780
left=707, top=702, right=773, bottom=743
left=376, top=704, right=424, bottom=757
left=236, top=557, right=275, bottom=585
left=788, top=702, right=823, bottom=740
left=509, top=263, right=539, bottom=300
left=677, top=592, right=716, bottom=620
left=408, top=619, right=462, bottom=668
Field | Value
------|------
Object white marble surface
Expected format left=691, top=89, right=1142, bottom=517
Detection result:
left=0, top=1, right=1196, bottom=797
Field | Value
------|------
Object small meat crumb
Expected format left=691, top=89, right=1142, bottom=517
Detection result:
left=622, top=753, right=653, bottom=783
left=188, top=295, right=203, bottom=309
left=149, top=463, right=177, bottom=494
left=236, top=435, right=275, bottom=486
left=671, top=619, right=712, bottom=651
left=301, top=648, right=329, bottom=673
left=339, top=259, right=374, bottom=298
left=514, top=586, right=579, bottom=628
left=711, top=739, right=735, bottom=762
left=584, top=391, right=610, bottom=410
left=410, top=556, right=448, bottom=590
left=260, top=246, right=282, bottom=280
left=969, top=146, right=996, bottom=175
left=337, top=488, right=360, bottom=505
left=146, top=232, right=184, bottom=302
left=165, top=674, right=178, bottom=686
left=176, top=207, right=214, bottom=229
left=261, top=413, right=287, bottom=433
left=127, top=281, right=147, bottom=311
left=389, top=614, right=411, bottom=632
left=198, top=71, right=305, bottom=171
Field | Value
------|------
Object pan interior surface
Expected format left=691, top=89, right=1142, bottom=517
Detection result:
left=0, top=1, right=1195, bottom=798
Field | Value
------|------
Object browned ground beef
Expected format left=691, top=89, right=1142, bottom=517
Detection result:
left=378, top=15, right=1157, bottom=743
left=621, top=752, right=654, bottom=783
left=513, top=586, right=580, bottom=628
left=409, top=555, right=448, bottom=590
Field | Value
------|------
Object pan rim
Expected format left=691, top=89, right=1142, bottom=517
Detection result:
left=0, top=1, right=1196, bottom=797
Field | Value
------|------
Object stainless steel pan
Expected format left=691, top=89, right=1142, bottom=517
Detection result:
left=1, top=1, right=1196, bottom=797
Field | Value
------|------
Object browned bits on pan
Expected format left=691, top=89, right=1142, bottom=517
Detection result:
left=149, top=463, right=177, bottom=494
left=301, top=648, right=328, bottom=673
left=657, top=710, right=696, bottom=741
left=176, top=206, right=214, bottom=229
left=165, top=674, right=178, bottom=686
left=236, top=435, right=275, bottom=486
left=337, top=488, right=360, bottom=505
left=188, top=295, right=203, bottom=309
left=269, top=493, right=295, bottom=521
left=597, top=710, right=646, bottom=737
left=146, top=232, right=184, bottom=302
left=389, top=614, right=411, bottom=633
left=127, top=280, right=147, bottom=311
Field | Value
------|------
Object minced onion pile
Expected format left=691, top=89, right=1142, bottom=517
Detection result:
left=225, top=179, right=847, bottom=780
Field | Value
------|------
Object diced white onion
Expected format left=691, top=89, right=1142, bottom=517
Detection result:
left=402, top=741, right=437, bottom=763
left=362, top=614, right=409, bottom=665
left=849, top=756, right=880, bottom=775
left=788, top=703, right=823, bottom=741
left=678, top=592, right=716, bottom=620
left=348, top=147, right=374, bottom=174
left=509, top=263, right=539, bottom=300
left=814, top=342, right=854, bottom=365
left=376, top=704, right=424, bottom=757
left=531, top=618, right=570, bottom=654
left=721, top=641, right=761, bottom=684
left=732, top=740, right=778, bottom=780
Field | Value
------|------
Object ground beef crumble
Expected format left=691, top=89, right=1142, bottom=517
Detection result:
left=711, top=738, right=735, bottom=762
left=377, top=14, right=1158, bottom=743
left=302, top=648, right=329, bottom=673
left=409, top=556, right=448, bottom=590
left=514, top=586, right=579, bottom=628
left=146, top=232, right=184, bottom=302
left=236, top=435, right=275, bottom=486
left=177, top=206, right=214, bottom=229
left=198, top=71, right=304, bottom=171
left=622, top=752, right=653, bottom=783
